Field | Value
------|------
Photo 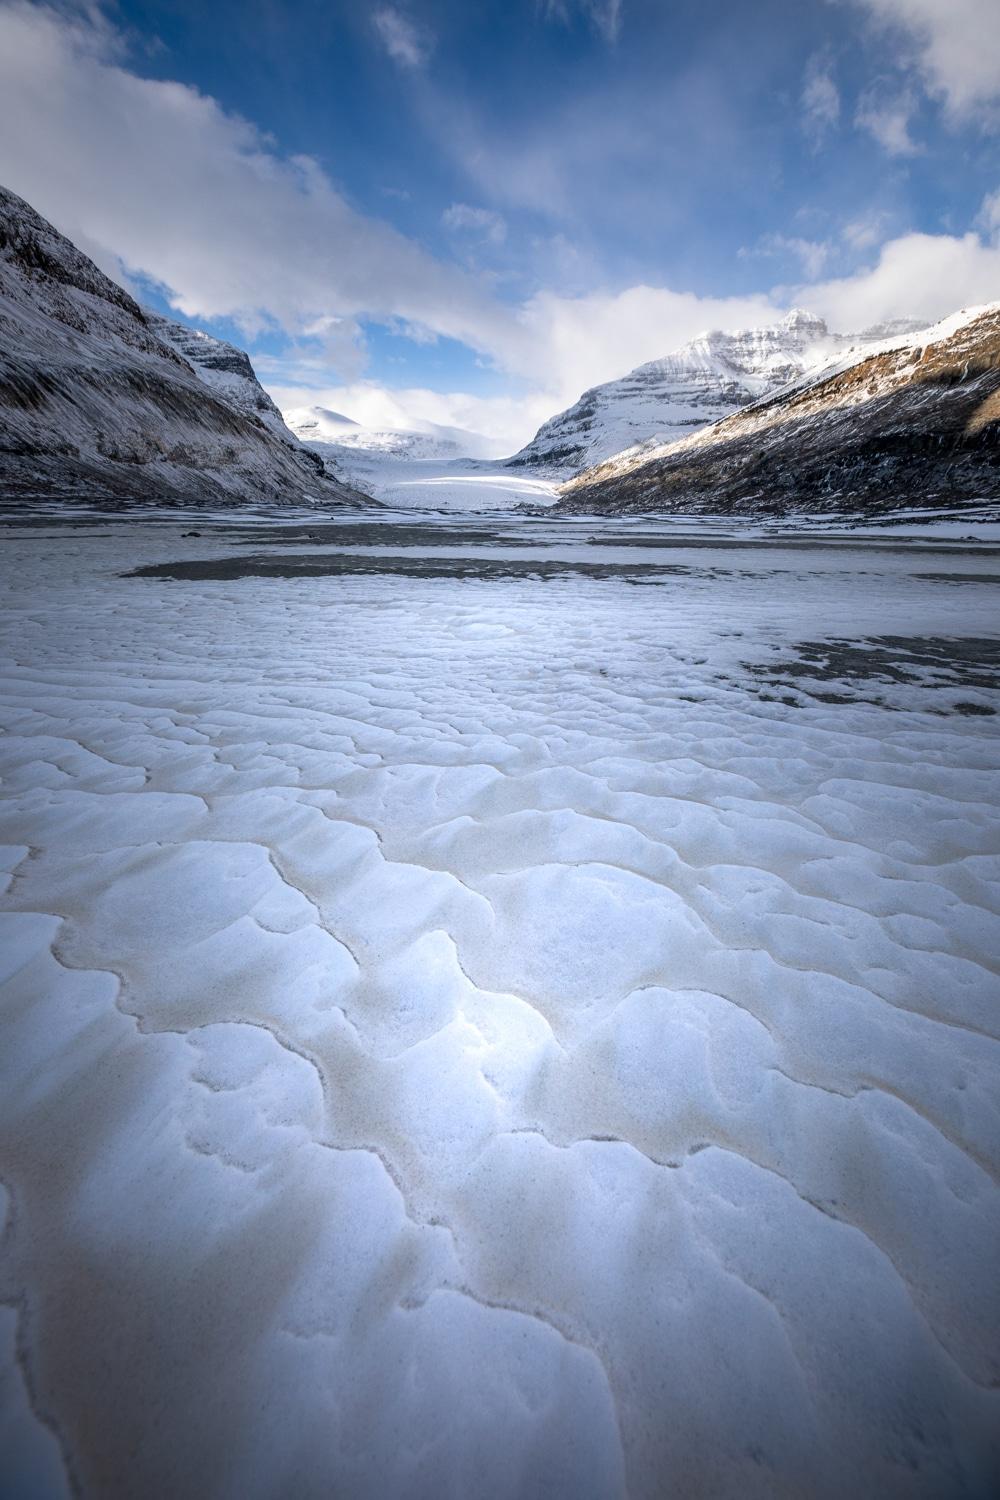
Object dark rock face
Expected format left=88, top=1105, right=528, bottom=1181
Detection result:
left=505, top=310, right=924, bottom=476
left=0, top=184, right=366, bottom=507
left=557, top=308, right=1000, bottom=516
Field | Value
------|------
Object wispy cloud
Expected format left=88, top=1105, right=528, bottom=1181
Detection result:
left=977, top=188, right=1000, bottom=245
left=841, top=212, right=891, bottom=250
left=741, top=233, right=832, bottom=280
left=841, top=0, right=1000, bottom=125
left=442, top=203, right=508, bottom=245
left=801, top=53, right=840, bottom=147
left=540, top=1, right=623, bottom=45
left=373, top=6, right=433, bottom=70
left=855, top=84, right=921, bottom=155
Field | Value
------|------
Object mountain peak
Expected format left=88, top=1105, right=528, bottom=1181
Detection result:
left=778, top=307, right=827, bottom=334
left=509, top=308, right=853, bottom=472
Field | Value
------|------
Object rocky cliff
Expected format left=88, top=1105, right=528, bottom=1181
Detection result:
left=557, top=305, right=1000, bottom=516
left=0, top=184, right=365, bottom=507
left=507, top=310, right=923, bottom=474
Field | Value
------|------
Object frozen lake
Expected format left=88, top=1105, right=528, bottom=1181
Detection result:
left=1, top=511, right=999, bottom=1498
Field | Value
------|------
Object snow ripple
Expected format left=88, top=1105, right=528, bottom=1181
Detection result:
left=1, top=522, right=999, bottom=1498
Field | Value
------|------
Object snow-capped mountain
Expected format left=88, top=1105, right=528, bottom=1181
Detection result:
left=282, top=403, right=507, bottom=503
left=558, top=303, right=1000, bottom=515
left=284, top=404, right=492, bottom=462
left=509, top=310, right=926, bottom=474
left=0, top=184, right=365, bottom=507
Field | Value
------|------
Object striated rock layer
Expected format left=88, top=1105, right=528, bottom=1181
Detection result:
left=507, top=310, right=924, bottom=475
left=558, top=304, right=1000, bottom=515
left=0, top=185, right=365, bottom=507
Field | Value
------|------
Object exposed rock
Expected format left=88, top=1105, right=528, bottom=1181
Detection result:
left=557, top=305, right=1000, bottom=516
left=0, top=184, right=367, bottom=507
left=507, top=310, right=925, bottom=474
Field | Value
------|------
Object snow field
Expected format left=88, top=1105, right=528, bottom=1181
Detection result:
left=1, top=522, right=998, bottom=1498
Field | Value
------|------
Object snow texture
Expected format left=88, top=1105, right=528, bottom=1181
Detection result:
left=560, top=303, right=1000, bottom=516
left=507, top=309, right=927, bottom=475
left=0, top=185, right=361, bottom=508
left=1, top=514, right=998, bottom=1497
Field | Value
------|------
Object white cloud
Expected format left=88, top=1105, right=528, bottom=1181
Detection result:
left=372, top=7, right=432, bottom=70
left=511, top=284, right=781, bottom=405
left=841, top=212, right=891, bottom=250
left=540, top=1, right=623, bottom=45
left=855, top=84, right=920, bottom=154
left=744, top=234, right=833, bottom=279
left=801, top=55, right=841, bottom=145
left=442, top=203, right=508, bottom=245
left=977, top=188, right=1000, bottom=244
left=264, top=378, right=560, bottom=458
left=788, top=229, right=1000, bottom=330
left=843, top=0, right=1000, bottom=123
left=0, top=2, right=511, bottom=363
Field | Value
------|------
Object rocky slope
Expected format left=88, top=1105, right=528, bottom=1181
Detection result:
left=557, top=305, right=1000, bottom=515
left=507, top=310, right=923, bottom=474
left=0, top=184, right=364, bottom=507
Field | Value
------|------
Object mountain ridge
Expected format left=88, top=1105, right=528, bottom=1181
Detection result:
left=0, top=184, right=366, bottom=508
left=507, top=309, right=927, bottom=474
left=556, top=303, right=1000, bottom=515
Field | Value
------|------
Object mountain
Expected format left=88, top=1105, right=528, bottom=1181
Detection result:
left=508, top=310, right=926, bottom=474
left=556, top=304, right=1000, bottom=516
left=0, top=184, right=366, bottom=507
left=285, top=404, right=496, bottom=461
left=283, top=404, right=501, bottom=501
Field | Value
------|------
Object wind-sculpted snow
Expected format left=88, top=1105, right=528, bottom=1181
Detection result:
left=1, top=518, right=999, bottom=1498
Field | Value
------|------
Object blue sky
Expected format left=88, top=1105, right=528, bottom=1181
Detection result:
left=0, top=0, right=998, bottom=448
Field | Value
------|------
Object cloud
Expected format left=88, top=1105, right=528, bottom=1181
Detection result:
left=978, top=188, right=1000, bottom=244
left=787, top=228, right=1000, bottom=329
left=0, top=2, right=511, bottom=365
left=801, top=54, right=841, bottom=145
left=442, top=203, right=508, bottom=245
left=540, top=1, right=623, bottom=45
left=743, top=233, right=833, bottom=279
left=264, top=378, right=559, bottom=457
left=842, top=0, right=1000, bottom=123
left=841, top=212, right=891, bottom=250
left=372, top=7, right=432, bottom=70
left=855, top=84, right=920, bottom=154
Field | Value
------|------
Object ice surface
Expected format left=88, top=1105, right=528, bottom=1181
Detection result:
left=1, top=517, right=999, bottom=1498
left=279, top=446, right=561, bottom=510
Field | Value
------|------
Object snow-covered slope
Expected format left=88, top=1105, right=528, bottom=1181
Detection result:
left=0, top=184, right=365, bottom=507
left=559, top=303, right=1000, bottom=515
left=285, top=404, right=494, bottom=462
left=510, top=310, right=925, bottom=474
left=283, top=403, right=529, bottom=508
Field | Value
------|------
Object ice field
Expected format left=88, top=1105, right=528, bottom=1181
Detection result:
left=1, top=513, right=999, bottom=1498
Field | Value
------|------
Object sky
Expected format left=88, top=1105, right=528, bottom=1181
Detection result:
left=0, top=0, right=998, bottom=452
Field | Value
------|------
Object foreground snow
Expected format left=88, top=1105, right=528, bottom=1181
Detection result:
left=1, top=516, right=999, bottom=1497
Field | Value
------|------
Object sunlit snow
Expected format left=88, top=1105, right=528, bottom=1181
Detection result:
left=1, top=510, right=998, bottom=1497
